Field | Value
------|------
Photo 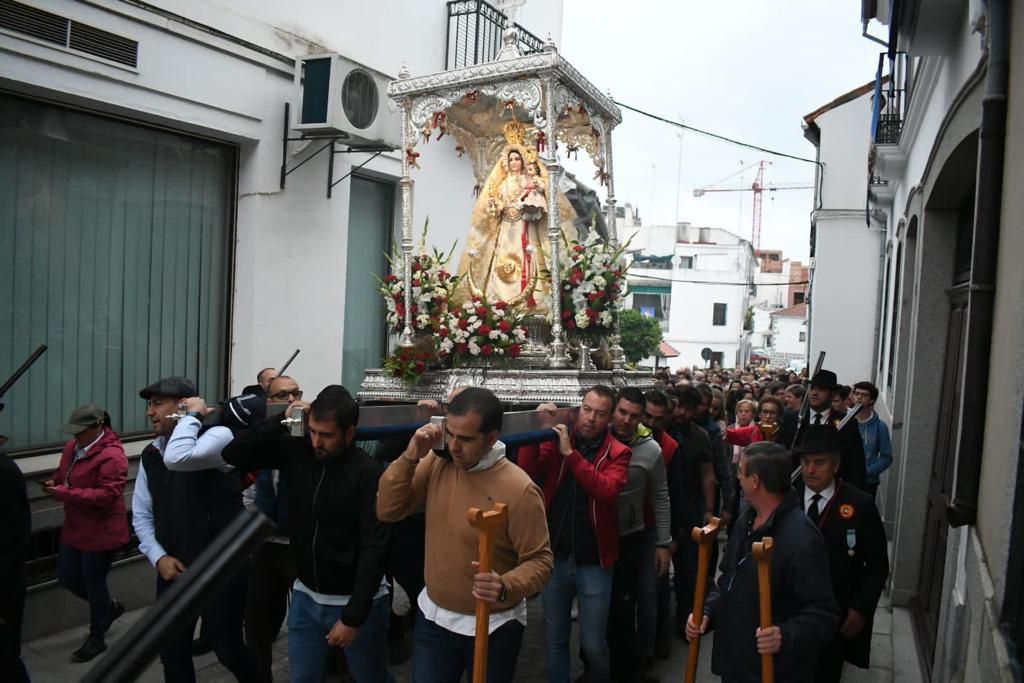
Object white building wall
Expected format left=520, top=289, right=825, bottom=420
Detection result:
left=0, top=0, right=564, bottom=395
left=626, top=223, right=753, bottom=370
left=808, top=91, right=883, bottom=387
left=772, top=316, right=806, bottom=356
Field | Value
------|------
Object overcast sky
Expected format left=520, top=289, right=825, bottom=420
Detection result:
left=559, top=0, right=883, bottom=260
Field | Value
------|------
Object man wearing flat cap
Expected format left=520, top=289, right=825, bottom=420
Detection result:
left=131, top=377, right=258, bottom=682
left=779, top=370, right=867, bottom=490
left=795, top=427, right=889, bottom=682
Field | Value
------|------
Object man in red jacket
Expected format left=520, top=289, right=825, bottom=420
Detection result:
left=43, top=404, right=130, bottom=662
left=519, top=385, right=631, bottom=683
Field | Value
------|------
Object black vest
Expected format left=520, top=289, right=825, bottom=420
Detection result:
left=141, top=441, right=244, bottom=565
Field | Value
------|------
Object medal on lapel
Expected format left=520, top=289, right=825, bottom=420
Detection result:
left=846, top=529, right=857, bottom=557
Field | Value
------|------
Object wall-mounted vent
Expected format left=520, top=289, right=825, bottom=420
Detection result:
left=0, top=0, right=138, bottom=68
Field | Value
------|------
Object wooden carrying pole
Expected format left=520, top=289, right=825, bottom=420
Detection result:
left=467, top=503, right=509, bottom=683
left=685, top=517, right=721, bottom=683
left=752, top=538, right=776, bottom=683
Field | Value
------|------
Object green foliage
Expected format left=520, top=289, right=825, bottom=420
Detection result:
left=619, top=308, right=664, bottom=363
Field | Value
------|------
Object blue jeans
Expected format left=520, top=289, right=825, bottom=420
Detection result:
left=288, top=590, right=392, bottom=683
left=412, top=607, right=524, bottom=683
left=57, top=544, right=114, bottom=638
left=541, top=558, right=613, bottom=683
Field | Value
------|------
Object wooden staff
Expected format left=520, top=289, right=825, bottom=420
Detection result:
left=686, top=516, right=721, bottom=683
left=467, top=503, right=509, bottom=683
left=752, top=538, right=776, bottom=683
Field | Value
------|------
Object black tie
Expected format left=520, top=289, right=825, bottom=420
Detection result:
left=813, top=413, right=823, bottom=425
left=807, top=494, right=823, bottom=525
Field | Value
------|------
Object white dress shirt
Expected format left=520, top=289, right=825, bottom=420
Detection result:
left=811, top=409, right=831, bottom=426
left=804, top=480, right=836, bottom=517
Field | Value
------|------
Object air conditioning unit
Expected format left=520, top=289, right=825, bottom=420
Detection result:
left=292, top=53, right=401, bottom=149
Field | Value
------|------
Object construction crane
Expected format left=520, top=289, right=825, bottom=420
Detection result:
left=693, top=160, right=813, bottom=250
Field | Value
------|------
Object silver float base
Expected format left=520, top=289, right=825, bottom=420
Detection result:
left=358, top=368, right=657, bottom=404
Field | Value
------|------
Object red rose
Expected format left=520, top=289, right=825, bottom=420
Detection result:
left=586, top=308, right=598, bottom=318
left=412, top=262, right=422, bottom=272
left=482, top=344, right=494, bottom=356
left=438, top=327, right=448, bottom=338
left=498, top=320, right=511, bottom=332
left=570, top=268, right=584, bottom=284
left=476, top=306, right=488, bottom=317
left=588, top=292, right=602, bottom=302
left=562, top=309, right=572, bottom=319
left=383, top=274, right=398, bottom=283
left=566, top=319, right=576, bottom=329
left=456, top=343, right=468, bottom=354
left=574, top=245, right=585, bottom=254
left=508, top=343, right=521, bottom=357
left=439, top=270, right=449, bottom=280
left=458, top=319, right=469, bottom=330
left=479, top=324, right=492, bottom=335
left=395, top=304, right=405, bottom=317
left=413, top=361, right=426, bottom=374
left=494, top=300, right=509, bottom=310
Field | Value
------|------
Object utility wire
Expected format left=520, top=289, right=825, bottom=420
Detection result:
left=613, top=100, right=821, bottom=166
left=631, top=274, right=811, bottom=287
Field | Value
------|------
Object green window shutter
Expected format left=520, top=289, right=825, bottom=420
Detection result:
left=0, top=94, right=233, bottom=450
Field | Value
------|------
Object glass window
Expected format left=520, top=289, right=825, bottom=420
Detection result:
left=342, top=176, right=394, bottom=392
left=0, top=94, right=234, bottom=451
left=713, top=303, right=727, bottom=326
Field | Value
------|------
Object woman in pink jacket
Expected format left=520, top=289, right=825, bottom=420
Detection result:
left=43, top=404, right=130, bottom=663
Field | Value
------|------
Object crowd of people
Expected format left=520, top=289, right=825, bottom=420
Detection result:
left=0, top=361, right=897, bottom=683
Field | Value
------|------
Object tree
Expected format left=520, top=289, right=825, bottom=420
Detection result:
left=619, top=308, right=663, bottom=364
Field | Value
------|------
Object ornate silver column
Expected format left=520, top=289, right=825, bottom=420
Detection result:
left=604, top=122, right=625, bottom=370
left=399, top=86, right=415, bottom=348
left=543, top=72, right=569, bottom=368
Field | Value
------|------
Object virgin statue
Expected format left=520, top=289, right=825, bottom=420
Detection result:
left=454, top=120, right=577, bottom=314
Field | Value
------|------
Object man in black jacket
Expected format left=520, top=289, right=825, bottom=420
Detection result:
left=222, top=385, right=392, bottom=683
left=780, top=370, right=867, bottom=490
left=687, top=442, right=838, bottom=683
left=795, top=427, right=889, bottom=682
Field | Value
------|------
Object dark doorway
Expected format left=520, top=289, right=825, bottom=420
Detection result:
left=913, top=132, right=978, bottom=671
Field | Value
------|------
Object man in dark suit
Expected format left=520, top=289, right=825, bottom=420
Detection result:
left=795, top=427, right=889, bottom=682
left=781, top=370, right=867, bottom=489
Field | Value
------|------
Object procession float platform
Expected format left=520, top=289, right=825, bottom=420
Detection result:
left=357, top=367, right=657, bottom=405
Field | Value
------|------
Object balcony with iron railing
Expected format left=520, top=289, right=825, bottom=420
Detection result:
left=446, top=0, right=545, bottom=69
left=872, top=50, right=909, bottom=145
left=869, top=50, right=910, bottom=203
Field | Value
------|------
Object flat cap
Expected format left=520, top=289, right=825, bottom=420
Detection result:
left=139, top=377, right=197, bottom=400
left=61, top=404, right=106, bottom=435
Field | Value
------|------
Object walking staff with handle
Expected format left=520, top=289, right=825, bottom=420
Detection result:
left=752, top=538, right=776, bottom=683
left=685, top=516, right=721, bottom=683
left=467, top=503, right=509, bottom=683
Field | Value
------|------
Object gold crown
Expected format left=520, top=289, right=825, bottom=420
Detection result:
left=524, top=147, right=539, bottom=164
left=503, top=120, right=527, bottom=146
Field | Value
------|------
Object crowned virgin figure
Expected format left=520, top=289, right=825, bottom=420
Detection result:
left=454, top=120, right=577, bottom=314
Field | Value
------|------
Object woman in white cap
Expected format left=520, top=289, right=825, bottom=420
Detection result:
left=43, top=404, right=130, bottom=662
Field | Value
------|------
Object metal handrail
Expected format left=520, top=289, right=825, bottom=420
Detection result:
left=445, top=0, right=544, bottom=70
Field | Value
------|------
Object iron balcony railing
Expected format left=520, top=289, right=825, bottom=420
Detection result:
left=445, top=0, right=545, bottom=70
left=872, top=50, right=909, bottom=145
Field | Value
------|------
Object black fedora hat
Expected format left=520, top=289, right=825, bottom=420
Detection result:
left=793, top=425, right=843, bottom=456
left=809, top=369, right=840, bottom=391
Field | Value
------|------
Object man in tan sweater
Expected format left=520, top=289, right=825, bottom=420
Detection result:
left=377, top=387, right=553, bottom=683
